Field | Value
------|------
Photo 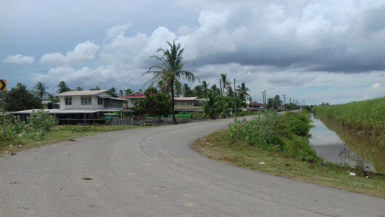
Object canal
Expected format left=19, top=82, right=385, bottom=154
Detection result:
left=309, top=115, right=375, bottom=172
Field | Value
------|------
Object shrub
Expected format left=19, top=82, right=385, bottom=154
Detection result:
left=27, top=111, right=57, bottom=136
left=284, top=137, right=320, bottom=162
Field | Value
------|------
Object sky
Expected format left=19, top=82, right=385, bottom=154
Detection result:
left=1, top=0, right=385, bottom=105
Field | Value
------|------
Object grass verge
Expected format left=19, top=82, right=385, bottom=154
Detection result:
left=193, top=130, right=385, bottom=198
left=1, top=125, right=142, bottom=155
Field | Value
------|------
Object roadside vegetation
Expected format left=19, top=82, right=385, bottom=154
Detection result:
left=0, top=111, right=140, bottom=155
left=313, top=97, right=385, bottom=173
left=193, top=111, right=385, bottom=198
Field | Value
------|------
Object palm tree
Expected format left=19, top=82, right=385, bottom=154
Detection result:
left=146, top=41, right=196, bottom=124
left=183, top=83, right=193, bottom=97
left=57, top=81, right=70, bottom=93
left=108, top=87, right=117, bottom=97
left=220, top=74, right=230, bottom=115
left=34, top=82, right=47, bottom=99
left=201, top=81, right=209, bottom=98
left=124, top=88, right=133, bottom=95
left=237, top=82, right=250, bottom=103
left=90, top=86, right=101, bottom=91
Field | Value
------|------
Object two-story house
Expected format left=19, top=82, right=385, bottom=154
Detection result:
left=13, top=90, right=127, bottom=124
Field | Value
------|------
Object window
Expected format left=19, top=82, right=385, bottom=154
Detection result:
left=98, top=97, right=103, bottom=105
left=81, top=97, right=92, bottom=105
left=65, top=97, right=72, bottom=105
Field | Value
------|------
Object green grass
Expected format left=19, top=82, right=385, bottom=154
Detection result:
left=0, top=125, right=142, bottom=154
left=193, top=130, right=385, bottom=198
left=313, top=97, right=385, bottom=140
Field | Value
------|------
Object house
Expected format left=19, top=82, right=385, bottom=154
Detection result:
left=121, top=92, right=146, bottom=109
left=248, top=102, right=265, bottom=111
left=57, top=90, right=126, bottom=110
left=13, top=90, right=127, bottom=124
left=174, top=97, right=206, bottom=112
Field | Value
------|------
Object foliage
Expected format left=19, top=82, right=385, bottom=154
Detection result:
left=57, top=81, right=71, bottom=93
left=203, top=90, right=222, bottom=119
left=34, top=82, right=47, bottom=99
left=133, top=87, right=171, bottom=119
left=27, top=111, right=58, bottom=137
left=284, top=103, right=300, bottom=111
left=146, top=41, right=196, bottom=124
left=236, top=82, right=250, bottom=104
left=108, top=87, right=118, bottom=97
left=183, top=83, right=193, bottom=97
left=267, top=95, right=283, bottom=110
left=228, top=111, right=320, bottom=162
left=313, top=97, right=385, bottom=149
left=5, top=83, right=43, bottom=111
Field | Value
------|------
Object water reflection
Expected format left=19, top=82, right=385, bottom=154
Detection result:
left=309, top=116, right=374, bottom=171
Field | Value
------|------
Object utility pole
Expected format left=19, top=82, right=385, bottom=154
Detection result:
left=1, top=91, right=5, bottom=140
left=283, top=95, right=286, bottom=105
left=220, top=79, right=225, bottom=117
left=234, top=78, right=237, bottom=117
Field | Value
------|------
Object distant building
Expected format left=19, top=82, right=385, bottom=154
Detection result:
left=13, top=90, right=127, bottom=124
left=174, top=97, right=206, bottom=112
left=121, top=92, right=146, bottom=109
left=248, top=102, right=265, bottom=111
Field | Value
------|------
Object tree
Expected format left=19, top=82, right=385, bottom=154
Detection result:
left=57, top=81, right=70, bottom=93
left=237, top=82, right=250, bottom=104
left=5, top=83, right=43, bottom=111
left=201, top=81, right=209, bottom=98
left=204, top=90, right=221, bottom=119
left=183, top=83, right=193, bottom=97
left=267, top=95, right=283, bottom=110
left=192, top=85, right=204, bottom=98
left=146, top=41, right=196, bottom=124
left=34, top=82, right=47, bottom=100
left=108, top=87, right=118, bottom=97
left=90, top=86, right=101, bottom=90
left=124, top=88, right=133, bottom=95
left=75, top=87, right=83, bottom=91
left=133, top=87, right=171, bottom=120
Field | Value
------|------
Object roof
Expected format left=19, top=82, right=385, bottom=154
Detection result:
left=56, top=90, right=107, bottom=97
left=12, top=108, right=123, bottom=114
left=250, top=102, right=265, bottom=107
left=174, top=97, right=198, bottom=101
left=121, top=94, right=146, bottom=99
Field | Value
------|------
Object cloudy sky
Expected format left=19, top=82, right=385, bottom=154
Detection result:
left=1, top=0, right=384, bottom=104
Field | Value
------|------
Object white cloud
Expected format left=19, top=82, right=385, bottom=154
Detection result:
left=39, top=41, right=100, bottom=65
left=3, top=54, right=35, bottom=64
left=25, top=0, right=385, bottom=104
left=372, top=82, right=381, bottom=89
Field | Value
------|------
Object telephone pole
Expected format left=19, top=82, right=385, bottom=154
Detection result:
left=283, top=95, right=286, bottom=105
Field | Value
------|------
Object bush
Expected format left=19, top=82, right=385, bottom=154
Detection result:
left=27, top=111, right=57, bottom=137
left=228, top=111, right=320, bottom=162
left=284, top=136, right=321, bottom=162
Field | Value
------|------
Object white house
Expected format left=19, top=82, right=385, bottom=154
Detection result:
left=13, top=90, right=127, bottom=124
left=56, top=90, right=126, bottom=110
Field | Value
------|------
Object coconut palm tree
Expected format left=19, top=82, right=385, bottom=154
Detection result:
left=57, top=81, right=71, bottom=93
left=237, top=82, right=250, bottom=103
left=201, top=81, right=209, bottom=98
left=146, top=41, right=196, bottom=124
left=34, top=82, right=47, bottom=99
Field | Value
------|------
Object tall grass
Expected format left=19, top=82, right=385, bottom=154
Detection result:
left=229, top=111, right=320, bottom=162
left=313, top=97, right=385, bottom=149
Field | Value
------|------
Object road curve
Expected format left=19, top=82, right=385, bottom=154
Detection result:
left=1, top=118, right=384, bottom=217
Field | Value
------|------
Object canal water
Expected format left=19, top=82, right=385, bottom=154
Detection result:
left=309, top=116, right=375, bottom=171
